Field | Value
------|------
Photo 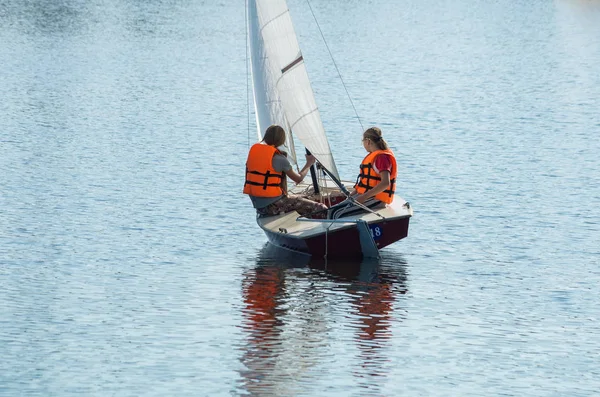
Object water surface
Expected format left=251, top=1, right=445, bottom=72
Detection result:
left=1, top=0, right=599, bottom=395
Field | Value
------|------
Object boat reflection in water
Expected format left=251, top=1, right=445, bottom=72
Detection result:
left=239, top=244, right=408, bottom=395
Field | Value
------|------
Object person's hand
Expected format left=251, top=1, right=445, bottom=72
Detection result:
left=355, top=194, right=367, bottom=204
left=305, top=154, right=316, bottom=166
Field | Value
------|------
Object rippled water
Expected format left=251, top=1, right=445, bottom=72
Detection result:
left=2, top=0, right=600, bottom=395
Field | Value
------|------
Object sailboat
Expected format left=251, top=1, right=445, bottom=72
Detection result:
left=246, top=0, right=413, bottom=258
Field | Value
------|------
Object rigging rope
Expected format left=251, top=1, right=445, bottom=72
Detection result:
left=305, top=0, right=364, bottom=132
left=245, top=0, right=251, bottom=149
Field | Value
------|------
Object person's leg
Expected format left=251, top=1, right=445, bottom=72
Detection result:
left=293, top=196, right=328, bottom=218
left=264, top=195, right=327, bottom=217
left=328, top=197, right=384, bottom=219
left=303, top=190, right=347, bottom=207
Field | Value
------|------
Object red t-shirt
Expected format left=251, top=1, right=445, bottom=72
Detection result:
left=373, top=153, right=392, bottom=174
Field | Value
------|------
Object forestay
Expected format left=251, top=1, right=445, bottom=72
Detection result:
left=247, top=0, right=339, bottom=180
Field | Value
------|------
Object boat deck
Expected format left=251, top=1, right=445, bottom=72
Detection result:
left=258, top=196, right=412, bottom=238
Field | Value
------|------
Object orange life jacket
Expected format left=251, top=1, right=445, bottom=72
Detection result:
left=243, top=143, right=285, bottom=197
left=354, top=149, right=397, bottom=204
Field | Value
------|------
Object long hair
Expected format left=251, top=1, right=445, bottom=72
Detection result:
left=363, top=127, right=389, bottom=150
left=262, top=125, right=286, bottom=147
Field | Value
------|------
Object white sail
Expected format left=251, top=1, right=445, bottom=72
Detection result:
left=247, top=0, right=339, bottom=179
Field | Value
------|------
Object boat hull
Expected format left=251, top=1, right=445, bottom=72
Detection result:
left=262, top=215, right=410, bottom=258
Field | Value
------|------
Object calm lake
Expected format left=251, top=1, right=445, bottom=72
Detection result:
left=1, top=0, right=599, bottom=395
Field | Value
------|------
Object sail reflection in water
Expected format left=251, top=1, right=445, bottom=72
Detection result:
left=239, top=244, right=408, bottom=394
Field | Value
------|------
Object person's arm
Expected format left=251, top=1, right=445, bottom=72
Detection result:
left=285, top=154, right=316, bottom=184
left=355, top=171, right=390, bottom=203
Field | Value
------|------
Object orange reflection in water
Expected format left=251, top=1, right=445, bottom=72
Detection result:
left=239, top=245, right=407, bottom=394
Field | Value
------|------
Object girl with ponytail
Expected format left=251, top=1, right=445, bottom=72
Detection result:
left=352, top=127, right=397, bottom=205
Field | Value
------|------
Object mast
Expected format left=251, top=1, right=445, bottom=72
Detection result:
left=306, top=149, right=320, bottom=195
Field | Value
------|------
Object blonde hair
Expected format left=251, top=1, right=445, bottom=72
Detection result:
left=262, top=125, right=286, bottom=147
left=363, top=127, right=389, bottom=150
